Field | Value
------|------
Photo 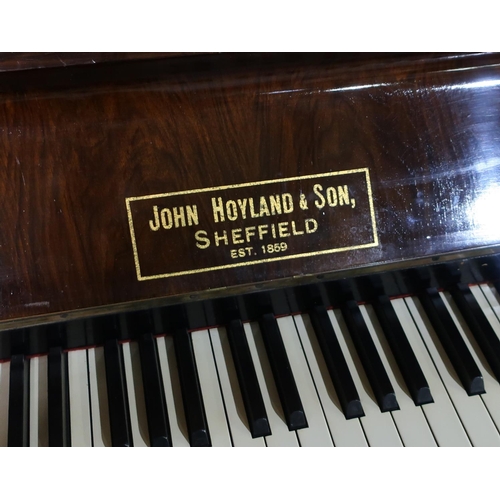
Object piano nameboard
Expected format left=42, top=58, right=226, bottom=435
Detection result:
left=0, top=52, right=499, bottom=328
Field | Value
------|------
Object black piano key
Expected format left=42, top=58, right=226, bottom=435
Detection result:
left=104, top=339, right=133, bottom=447
left=48, top=346, right=71, bottom=447
left=449, top=283, right=500, bottom=383
left=138, top=332, right=172, bottom=447
left=8, top=354, right=29, bottom=447
left=308, top=305, right=364, bottom=419
left=258, top=313, right=307, bottom=431
left=373, top=295, right=433, bottom=406
left=419, top=287, right=485, bottom=396
left=173, top=330, right=211, bottom=447
left=341, top=300, right=399, bottom=412
left=226, top=319, right=271, bottom=438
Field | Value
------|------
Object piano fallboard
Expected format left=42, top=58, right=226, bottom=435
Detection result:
left=1, top=52, right=500, bottom=328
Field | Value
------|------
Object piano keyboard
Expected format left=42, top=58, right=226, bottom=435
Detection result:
left=3, top=278, right=500, bottom=447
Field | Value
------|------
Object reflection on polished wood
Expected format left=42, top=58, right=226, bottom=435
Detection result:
left=0, top=53, right=499, bottom=328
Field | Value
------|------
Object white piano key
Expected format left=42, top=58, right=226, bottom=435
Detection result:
left=29, top=356, right=42, bottom=447
left=437, top=291, right=500, bottom=441
left=28, top=357, right=39, bottom=447
left=68, top=350, right=92, bottom=446
left=37, top=356, right=49, bottom=447
left=209, top=327, right=265, bottom=447
left=404, top=296, right=499, bottom=446
left=358, top=305, right=437, bottom=447
left=475, top=286, right=500, bottom=423
left=122, top=341, right=150, bottom=447
left=0, top=361, right=10, bottom=447
left=393, top=298, right=470, bottom=446
left=479, top=283, right=500, bottom=324
left=465, top=284, right=500, bottom=340
left=293, top=314, right=368, bottom=447
left=156, top=335, right=190, bottom=447
left=244, top=322, right=299, bottom=447
left=88, top=347, right=112, bottom=447
left=327, top=309, right=403, bottom=447
left=276, top=316, right=333, bottom=447
left=191, top=329, right=232, bottom=447
left=471, top=284, right=500, bottom=332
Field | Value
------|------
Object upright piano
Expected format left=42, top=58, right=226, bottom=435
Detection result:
left=1, top=52, right=500, bottom=446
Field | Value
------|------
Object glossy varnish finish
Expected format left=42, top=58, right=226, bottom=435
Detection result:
left=0, top=53, right=499, bottom=326
left=0, top=53, right=197, bottom=73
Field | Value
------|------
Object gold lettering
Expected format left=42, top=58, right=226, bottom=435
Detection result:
left=259, top=196, right=271, bottom=217
left=269, top=195, right=282, bottom=215
left=212, top=197, right=225, bottom=223
left=278, top=221, right=290, bottom=237
left=226, top=200, right=238, bottom=221
left=161, top=208, right=173, bottom=229
left=326, top=186, right=337, bottom=207
left=338, top=185, right=350, bottom=206
left=245, top=226, right=256, bottom=241
left=237, top=198, right=248, bottom=219
left=249, top=199, right=259, bottom=218
left=214, top=230, right=229, bottom=246
left=149, top=205, right=160, bottom=231
left=313, top=184, right=325, bottom=209
left=305, top=218, right=318, bottom=233
left=172, top=206, right=186, bottom=227
left=291, top=221, right=304, bottom=235
left=282, top=193, right=294, bottom=213
left=232, top=228, right=244, bottom=245
left=258, top=225, right=269, bottom=239
left=195, top=230, right=210, bottom=249
left=186, top=205, right=199, bottom=226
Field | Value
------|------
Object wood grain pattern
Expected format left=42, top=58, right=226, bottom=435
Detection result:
left=0, top=52, right=499, bottom=328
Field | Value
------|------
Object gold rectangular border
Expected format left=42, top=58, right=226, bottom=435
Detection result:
left=126, top=168, right=379, bottom=281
